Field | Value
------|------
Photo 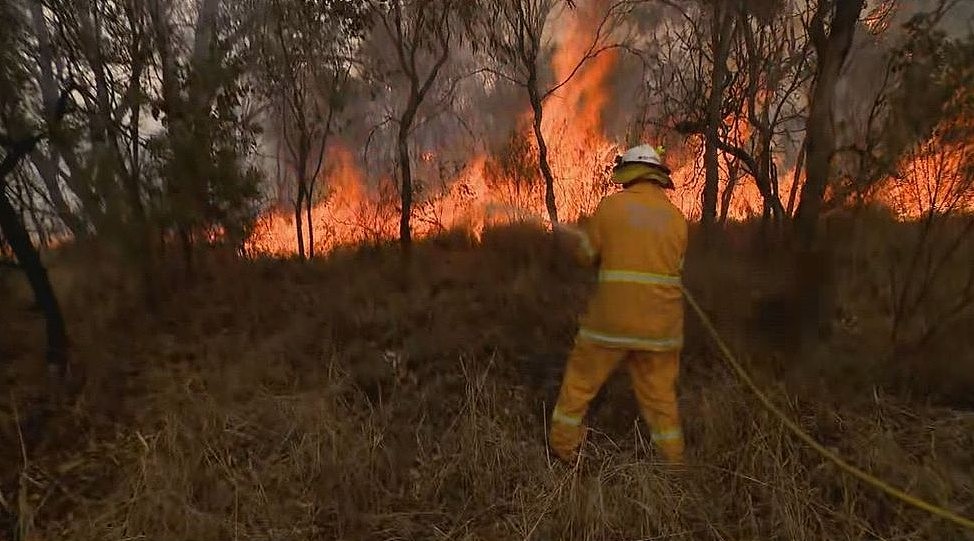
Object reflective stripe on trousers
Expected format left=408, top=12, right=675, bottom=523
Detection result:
left=552, top=407, right=582, bottom=427
left=651, top=428, right=683, bottom=443
left=548, top=342, right=684, bottom=463
left=599, top=269, right=682, bottom=287
left=578, top=328, right=683, bottom=351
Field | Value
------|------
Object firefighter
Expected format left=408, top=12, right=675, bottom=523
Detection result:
left=551, top=144, right=688, bottom=464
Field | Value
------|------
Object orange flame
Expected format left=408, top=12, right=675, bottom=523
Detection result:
left=248, top=0, right=631, bottom=255
left=878, top=127, right=974, bottom=218
left=255, top=2, right=941, bottom=256
left=246, top=145, right=399, bottom=256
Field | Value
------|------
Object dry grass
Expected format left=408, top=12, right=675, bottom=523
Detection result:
left=2, top=221, right=974, bottom=540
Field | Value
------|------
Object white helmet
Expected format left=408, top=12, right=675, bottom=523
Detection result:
left=615, top=144, right=669, bottom=173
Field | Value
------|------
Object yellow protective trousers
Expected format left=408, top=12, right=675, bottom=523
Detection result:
left=549, top=338, right=684, bottom=463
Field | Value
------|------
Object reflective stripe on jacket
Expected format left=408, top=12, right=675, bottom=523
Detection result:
left=574, top=182, right=688, bottom=351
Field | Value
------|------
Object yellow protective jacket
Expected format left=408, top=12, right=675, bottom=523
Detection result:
left=574, top=182, right=688, bottom=351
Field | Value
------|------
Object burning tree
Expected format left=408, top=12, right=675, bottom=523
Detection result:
left=480, top=0, right=630, bottom=225
left=367, top=0, right=470, bottom=250
left=650, top=1, right=814, bottom=234
left=891, top=122, right=974, bottom=217
left=699, top=0, right=736, bottom=232
left=647, top=1, right=739, bottom=232
left=728, top=2, right=813, bottom=230
left=886, top=113, right=974, bottom=352
left=830, top=1, right=969, bottom=212
left=256, top=0, right=364, bottom=259
left=880, top=22, right=974, bottom=349
left=482, top=130, right=544, bottom=222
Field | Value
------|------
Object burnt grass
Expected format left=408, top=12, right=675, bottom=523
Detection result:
left=2, top=221, right=974, bottom=540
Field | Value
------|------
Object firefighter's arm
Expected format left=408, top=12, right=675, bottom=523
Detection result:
left=554, top=212, right=601, bottom=266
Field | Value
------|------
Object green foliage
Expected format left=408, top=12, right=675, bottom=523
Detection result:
left=150, top=95, right=263, bottom=248
left=880, top=11, right=974, bottom=157
left=886, top=16, right=966, bottom=150
left=833, top=12, right=974, bottom=207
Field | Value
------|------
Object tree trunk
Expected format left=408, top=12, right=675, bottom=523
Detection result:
left=702, top=131, right=721, bottom=230
left=786, top=141, right=805, bottom=216
left=306, top=106, right=336, bottom=259
left=150, top=0, right=180, bottom=112
left=179, top=227, right=194, bottom=276
left=769, top=160, right=782, bottom=226
left=380, top=2, right=451, bottom=252
left=756, top=140, right=785, bottom=224
left=529, top=85, right=559, bottom=225
left=398, top=124, right=413, bottom=250
left=294, top=183, right=306, bottom=259
left=791, top=0, right=863, bottom=356
left=126, top=99, right=146, bottom=227
left=306, top=193, right=315, bottom=258
left=795, top=0, right=865, bottom=246
left=754, top=94, right=785, bottom=227
left=125, top=69, right=159, bottom=306
left=703, top=5, right=736, bottom=232
left=720, top=163, right=738, bottom=223
left=1, top=141, right=68, bottom=377
left=796, top=89, right=834, bottom=245
left=30, top=152, right=87, bottom=235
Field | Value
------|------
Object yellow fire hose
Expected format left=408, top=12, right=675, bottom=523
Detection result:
left=547, top=217, right=972, bottom=527
left=681, top=286, right=974, bottom=532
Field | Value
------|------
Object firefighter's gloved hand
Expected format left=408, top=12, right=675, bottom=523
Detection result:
left=552, top=223, right=580, bottom=251
left=553, top=221, right=598, bottom=266
left=553, top=222, right=584, bottom=238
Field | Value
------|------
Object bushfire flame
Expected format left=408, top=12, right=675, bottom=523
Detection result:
left=247, top=4, right=968, bottom=257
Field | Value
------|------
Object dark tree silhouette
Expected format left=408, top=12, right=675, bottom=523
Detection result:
left=0, top=87, right=73, bottom=378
